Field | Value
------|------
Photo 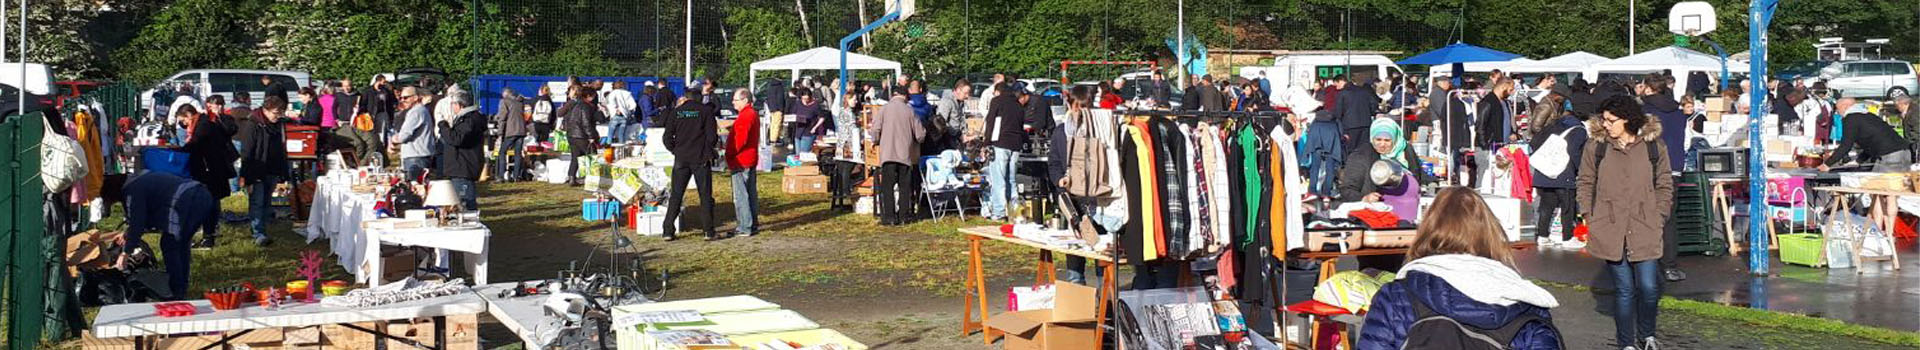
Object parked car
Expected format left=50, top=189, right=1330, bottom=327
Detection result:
left=0, top=63, right=55, bottom=116
left=1819, top=60, right=1918, bottom=99
left=372, top=67, right=450, bottom=91
left=52, top=80, right=105, bottom=111
left=140, top=69, right=313, bottom=114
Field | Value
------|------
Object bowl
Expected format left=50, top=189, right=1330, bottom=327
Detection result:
left=205, top=291, right=245, bottom=310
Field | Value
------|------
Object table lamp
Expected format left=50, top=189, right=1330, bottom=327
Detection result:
left=423, top=180, right=462, bottom=226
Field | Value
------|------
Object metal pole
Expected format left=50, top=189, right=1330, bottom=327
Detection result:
left=684, top=0, right=692, bottom=84
left=1177, top=0, right=1185, bottom=88
left=1747, top=0, right=1780, bottom=275
left=1628, top=0, right=1636, bottom=54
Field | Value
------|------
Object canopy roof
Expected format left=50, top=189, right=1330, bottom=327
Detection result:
left=1426, top=58, right=1534, bottom=75
left=1397, top=43, right=1523, bottom=66
left=1588, top=46, right=1749, bottom=74
left=1506, top=52, right=1612, bottom=73
left=749, top=47, right=902, bottom=72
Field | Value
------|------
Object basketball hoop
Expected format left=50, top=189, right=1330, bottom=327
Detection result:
left=1669, top=2, right=1717, bottom=36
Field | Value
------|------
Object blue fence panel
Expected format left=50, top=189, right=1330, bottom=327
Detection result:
left=469, top=75, right=686, bottom=116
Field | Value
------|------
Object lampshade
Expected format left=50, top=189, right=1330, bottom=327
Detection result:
left=423, top=180, right=461, bottom=208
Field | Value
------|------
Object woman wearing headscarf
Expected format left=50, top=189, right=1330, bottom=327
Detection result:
left=1338, top=118, right=1422, bottom=219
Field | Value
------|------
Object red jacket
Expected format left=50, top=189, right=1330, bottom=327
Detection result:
left=728, top=106, right=759, bottom=171
left=1099, top=93, right=1123, bottom=109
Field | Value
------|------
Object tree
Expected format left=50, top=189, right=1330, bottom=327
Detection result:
left=111, top=0, right=261, bottom=84
left=720, top=8, right=809, bottom=85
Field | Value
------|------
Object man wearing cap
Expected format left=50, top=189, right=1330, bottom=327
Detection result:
left=662, top=90, right=722, bottom=241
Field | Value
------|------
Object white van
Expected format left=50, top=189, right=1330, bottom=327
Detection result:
left=1237, top=54, right=1406, bottom=103
left=141, top=69, right=312, bottom=113
left=0, top=62, right=54, bottom=95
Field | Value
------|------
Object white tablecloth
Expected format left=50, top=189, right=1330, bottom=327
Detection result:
left=365, top=224, right=492, bottom=285
left=305, top=174, right=380, bottom=279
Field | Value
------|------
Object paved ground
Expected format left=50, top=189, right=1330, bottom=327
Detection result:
left=1516, top=238, right=1920, bottom=332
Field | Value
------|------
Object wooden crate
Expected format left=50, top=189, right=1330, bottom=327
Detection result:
left=76, top=332, right=137, bottom=350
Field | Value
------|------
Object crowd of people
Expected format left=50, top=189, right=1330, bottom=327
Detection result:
left=100, top=62, right=1920, bottom=350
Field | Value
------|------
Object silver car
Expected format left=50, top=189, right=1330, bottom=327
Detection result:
left=1819, top=60, right=1918, bottom=99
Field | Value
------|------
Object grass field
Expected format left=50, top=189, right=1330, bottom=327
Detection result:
left=17, top=168, right=1920, bottom=349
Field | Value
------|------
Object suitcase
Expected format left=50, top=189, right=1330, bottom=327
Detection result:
left=1305, top=229, right=1364, bottom=253
left=1363, top=229, right=1417, bottom=248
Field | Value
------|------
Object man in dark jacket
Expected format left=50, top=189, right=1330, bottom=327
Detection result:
left=1338, top=77, right=1381, bottom=154
left=662, top=91, right=721, bottom=241
left=1150, top=72, right=1172, bottom=108
left=493, top=88, right=529, bottom=182
left=1639, top=78, right=1689, bottom=172
left=983, top=83, right=1027, bottom=220
left=1823, top=107, right=1914, bottom=171
left=1475, top=78, right=1516, bottom=150
left=332, top=80, right=359, bottom=128
left=437, top=93, right=487, bottom=210
left=104, top=172, right=215, bottom=299
left=366, top=76, right=396, bottom=141
left=1194, top=75, right=1226, bottom=112
left=239, top=96, right=292, bottom=246
left=558, top=90, right=605, bottom=185
left=871, top=87, right=926, bottom=225
left=261, top=75, right=290, bottom=103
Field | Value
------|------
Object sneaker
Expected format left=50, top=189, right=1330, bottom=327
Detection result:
left=1561, top=239, right=1586, bottom=249
left=192, top=237, right=217, bottom=250
left=1665, top=268, right=1687, bottom=282
left=1536, top=237, right=1558, bottom=247
left=1622, top=347, right=1640, bottom=350
left=1642, top=337, right=1662, bottom=350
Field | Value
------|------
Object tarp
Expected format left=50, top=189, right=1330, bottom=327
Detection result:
left=1586, top=46, right=1749, bottom=75
left=1396, top=43, right=1523, bottom=66
left=1506, top=52, right=1612, bottom=73
left=1426, top=58, right=1534, bottom=75
left=748, top=47, right=902, bottom=95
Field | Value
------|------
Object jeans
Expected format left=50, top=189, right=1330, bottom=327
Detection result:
left=795, top=134, right=816, bottom=156
left=984, top=147, right=1018, bottom=219
left=665, top=159, right=716, bottom=238
left=730, top=170, right=759, bottom=234
left=450, top=177, right=478, bottom=211
left=1536, top=187, right=1577, bottom=240
left=877, top=162, right=913, bottom=224
left=608, top=113, right=632, bottom=143
left=1608, top=259, right=1662, bottom=346
left=495, top=136, right=526, bottom=181
left=248, top=176, right=280, bottom=240
left=401, top=157, right=432, bottom=181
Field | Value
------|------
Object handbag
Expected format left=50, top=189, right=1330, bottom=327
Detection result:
left=1528, top=124, right=1582, bottom=176
left=41, top=120, right=88, bottom=193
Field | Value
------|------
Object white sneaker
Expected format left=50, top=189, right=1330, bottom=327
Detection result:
left=1562, top=239, right=1587, bottom=249
left=1536, top=237, right=1556, bottom=247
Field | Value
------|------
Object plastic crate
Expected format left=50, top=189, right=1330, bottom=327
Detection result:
left=140, top=147, right=190, bottom=177
left=1778, top=233, right=1825, bottom=267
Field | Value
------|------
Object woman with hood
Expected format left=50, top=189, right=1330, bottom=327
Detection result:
left=1337, top=118, right=1421, bottom=220
left=1527, top=94, right=1588, bottom=248
left=1577, top=95, right=1674, bottom=350
left=1359, top=187, right=1563, bottom=349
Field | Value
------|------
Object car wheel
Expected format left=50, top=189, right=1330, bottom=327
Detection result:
left=1892, top=87, right=1911, bottom=99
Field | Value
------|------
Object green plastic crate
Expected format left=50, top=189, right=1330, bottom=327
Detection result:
left=1779, top=233, right=1826, bottom=267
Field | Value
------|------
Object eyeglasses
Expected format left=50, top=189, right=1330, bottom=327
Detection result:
left=1602, top=117, right=1625, bottom=125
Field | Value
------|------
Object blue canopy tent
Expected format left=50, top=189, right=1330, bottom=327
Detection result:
left=1397, top=42, right=1521, bottom=184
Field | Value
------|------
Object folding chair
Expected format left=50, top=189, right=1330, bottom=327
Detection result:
left=922, top=155, right=967, bottom=219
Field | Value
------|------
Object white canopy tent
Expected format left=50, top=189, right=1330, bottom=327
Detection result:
left=1506, top=52, right=1611, bottom=74
left=748, top=47, right=902, bottom=96
left=1586, top=46, right=1748, bottom=97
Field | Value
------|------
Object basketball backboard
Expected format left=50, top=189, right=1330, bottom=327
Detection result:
left=1669, top=2, right=1717, bottom=36
left=886, top=0, right=916, bottom=20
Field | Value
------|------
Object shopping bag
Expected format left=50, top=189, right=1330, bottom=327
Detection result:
left=1007, top=284, right=1055, bottom=311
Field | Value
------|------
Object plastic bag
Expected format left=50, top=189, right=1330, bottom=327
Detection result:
left=1313, top=271, right=1388, bottom=313
left=1007, top=284, right=1055, bottom=311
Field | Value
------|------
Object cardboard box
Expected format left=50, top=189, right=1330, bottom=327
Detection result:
left=984, top=282, right=1099, bottom=350
left=1704, top=97, right=1728, bottom=113
left=382, top=249, right=417, bottom=282
left=76, top=332, right=137, bottom=350
left=782, top=174, right=829, bottom=194
left=321, top=322, right=380, bottom=350
left=786, top=164, right=821, bottom=176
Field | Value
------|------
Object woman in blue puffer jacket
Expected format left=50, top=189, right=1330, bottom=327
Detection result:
left=1359, top=187, right=1564, bottom=349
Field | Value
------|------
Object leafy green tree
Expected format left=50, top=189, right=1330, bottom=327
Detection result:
left=721, top=7, right=810, bottom=84
left=111, top=0, right=262, bottom=83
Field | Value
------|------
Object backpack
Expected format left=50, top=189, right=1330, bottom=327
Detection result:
left=1528, top=124, right=1583, bottom=177
left=1402, top=287, right=1559, bottom=350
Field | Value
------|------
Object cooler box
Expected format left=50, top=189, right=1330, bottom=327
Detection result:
left=582, top=199, right=621, bottom=221
left=286, top=124, right=322, bottom=158
left=141, top=147, right=190, bottom=177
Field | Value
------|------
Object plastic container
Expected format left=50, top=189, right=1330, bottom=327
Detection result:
left=1779, top=233, right=1825, bottom=267
left=140, top=147, right=191, bottom=177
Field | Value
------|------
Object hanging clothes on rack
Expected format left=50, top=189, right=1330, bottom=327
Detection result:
left=1119, top=121, right=1163, bottom=262
left=1149, top=118, right=1190, bottom=257
left=1273, top=127, right=1308, bottom=251
left=1180, top=122, right=1210, bottom=258
left=1201, top=123, right=1233, bottom=253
